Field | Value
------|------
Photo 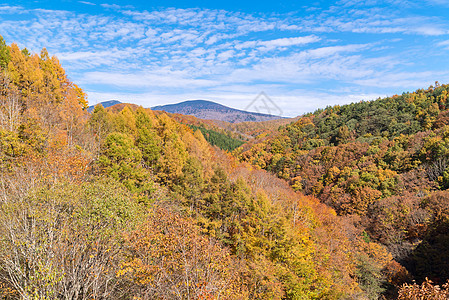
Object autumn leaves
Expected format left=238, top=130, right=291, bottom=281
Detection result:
left=0, top=37, right=411, bottom=299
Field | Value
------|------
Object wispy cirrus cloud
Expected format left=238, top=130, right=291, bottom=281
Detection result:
left=234, top=35, right=320, bottom=51
left=0, top=5, right=26, bottom=14
left=437, top=39, right=449, bottom=49
left=78, top=1, right=96, bottom=6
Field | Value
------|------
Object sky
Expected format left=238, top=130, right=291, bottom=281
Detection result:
left=1, top=0, right=449, bottom=117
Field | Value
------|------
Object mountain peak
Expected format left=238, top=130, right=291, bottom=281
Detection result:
left=87, top=100, right=122, bottom=112
left=152, top=100, right=283, bottom=123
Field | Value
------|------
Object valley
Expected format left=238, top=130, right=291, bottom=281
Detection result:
left=1, top=36, right=449, bottom=299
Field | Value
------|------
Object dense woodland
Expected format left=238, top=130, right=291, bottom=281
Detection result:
left=0, top=37, right=445, bottom=299
left=237, top=80, right=449, bottom=296
left=187, top=124, right=244, bottom=151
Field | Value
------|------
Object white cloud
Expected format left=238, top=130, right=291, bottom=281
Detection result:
left=300, top=4, right=449, bottom=37
left=439, top=40, right=449, bottom=45
left=354, top=71, right=449, bottom=88
left=438, top=39, right=449, bottom=49
left=79, top=1, right=96, bottom=6
left=234, top=35, right=320, bottom=50
left=413, top=26, right=448, bottom=36
left=0, top=5, right=26, bottom=14
left=82, top=70, right=219, bottom=88
left=100, top=4, right=122, bottom=10
left=425, top=0, right=449, bottom=6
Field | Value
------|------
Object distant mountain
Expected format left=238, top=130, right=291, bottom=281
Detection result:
left=87, top=100, right=122, bottom=112
left=151, top=100, right=283, bottom=123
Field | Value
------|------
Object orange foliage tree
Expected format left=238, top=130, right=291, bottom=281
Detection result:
left=118, top=207, right=242, bottom=299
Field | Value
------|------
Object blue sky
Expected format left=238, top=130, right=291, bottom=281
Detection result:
left=1, top=0, right=449, bottom=116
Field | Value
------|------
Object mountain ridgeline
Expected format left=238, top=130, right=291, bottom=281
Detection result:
left=152, top=99, right=284, bottom=123
left=87, top=100, right=122, bottom=112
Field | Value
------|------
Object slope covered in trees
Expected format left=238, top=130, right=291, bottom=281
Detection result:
left=154, top=107, right=298, bottom=141
left=0, top=38, right=409, bottom=299
left=213, top=116, right=302, bottom=139
left=237, top=82, right=449, bottom=292
left=187, top=124, right=244, bottom=151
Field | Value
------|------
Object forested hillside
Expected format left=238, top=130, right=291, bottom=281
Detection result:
left=151, top=107, right=298, bottom=142
left=213, top=116, right=302, bottom=139
left=237, top=82, right=449, bottom=294
left=0, top=38, right=413, bottom=299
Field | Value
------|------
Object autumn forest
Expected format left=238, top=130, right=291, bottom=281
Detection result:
left=1, top=37, right=449, bottom=300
